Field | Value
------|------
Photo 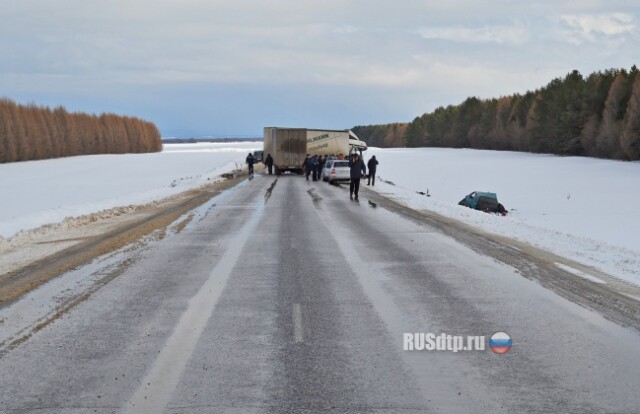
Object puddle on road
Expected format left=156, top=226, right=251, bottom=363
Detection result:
left=306, top=188, right=322, bottom=203
left=165, top=179, right=248, bottom=236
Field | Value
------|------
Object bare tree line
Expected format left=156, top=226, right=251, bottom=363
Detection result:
left=0, top=98, right=162, bottom=163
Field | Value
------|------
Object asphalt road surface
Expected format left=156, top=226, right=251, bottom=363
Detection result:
left=1, top=174, right=640, bottom=413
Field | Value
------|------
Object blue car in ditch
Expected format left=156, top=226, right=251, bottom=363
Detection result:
left=458, top=191, right=507, bottom=215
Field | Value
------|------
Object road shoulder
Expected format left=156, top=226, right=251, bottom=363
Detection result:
left=359, top=186, right=640, bottom=332
left=0, top=173, right=247, bottom=305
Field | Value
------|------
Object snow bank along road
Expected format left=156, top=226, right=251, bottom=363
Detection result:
left=363, top=147, right=640, bottom=287
left=1, top=174, right=640, bottom=413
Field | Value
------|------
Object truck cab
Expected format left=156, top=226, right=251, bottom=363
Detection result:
left=348, top=130, right=367, bottom=154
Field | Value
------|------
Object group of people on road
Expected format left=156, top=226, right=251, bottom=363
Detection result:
left=302, top=154, right=326, bottom=182
left=246, top=152, right=275, bottom=176
left=301, top=152, right=379, bottom=202
left=247, top=150, right=379, bottom=202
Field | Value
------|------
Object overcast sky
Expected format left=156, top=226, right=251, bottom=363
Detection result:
left=1, top=1, right=639, bottom=137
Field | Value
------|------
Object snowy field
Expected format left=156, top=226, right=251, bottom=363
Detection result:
left=2, top=143, right=638, bottom=287
left=0, top=142, right=261, bottom=239
left=364, top=148, right=640, bottom=286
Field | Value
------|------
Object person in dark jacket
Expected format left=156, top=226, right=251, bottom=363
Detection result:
left=265, top=153, right=274, bottom=175
left=316, top=155, right=324, bottom=181
left=348, top=153, right=366, bottom=201
left=367, top=155, right=378, bottom=186
left=303, top=154, right=311, bottom=180
left=246, top=153, right=255, bottom=177
left=311, top=155, right=320, bottom=181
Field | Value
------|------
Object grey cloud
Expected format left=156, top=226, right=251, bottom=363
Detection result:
left=560, top=13, right=637, bottom=43
left=1, top=1, right=639, bottom=136
left=417, top=25, right=530, bottom=44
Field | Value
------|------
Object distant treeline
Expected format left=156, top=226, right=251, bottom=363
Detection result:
left=353, top=66, right=640, bottom=161
left=162, top=137, right=262, bottom=143
left=351, top=123, right=407, bottom=148
left=0, top=98, right=162, bottom=163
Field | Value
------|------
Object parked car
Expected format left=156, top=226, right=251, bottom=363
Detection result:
left=322, top=160, right=351, bottom=184
left=252, top=150, right=264, bottom=163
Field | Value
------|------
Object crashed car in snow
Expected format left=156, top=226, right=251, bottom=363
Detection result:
left=458, top=191, right=507, bottom=215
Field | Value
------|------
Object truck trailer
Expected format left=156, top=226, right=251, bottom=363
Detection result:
left=263, top=127, right=307, bottom=175
left=306, top=129, right=367, bottom=157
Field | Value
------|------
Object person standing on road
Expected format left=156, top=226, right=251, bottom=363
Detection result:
left=246, top=153, right=255, bottom=177
left=348, top=153, right=366, bottom=201
left=311, top=155, right=320, bottom=181
left=367, top=155, right=378, bottom=186
left=316, top=155, right=324, bottom=181
left=303, top=154, right=311, bottom=180
left=265, top=153, right=274, bottom=175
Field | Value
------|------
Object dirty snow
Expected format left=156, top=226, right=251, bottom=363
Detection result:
left=554, top=263, right=607, bottom=285
left=363, top=147, right=640, bottom=286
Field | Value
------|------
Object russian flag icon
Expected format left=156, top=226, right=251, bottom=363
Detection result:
left=489, top=332, right=512, bottom=354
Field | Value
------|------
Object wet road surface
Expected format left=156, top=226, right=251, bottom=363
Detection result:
left=1, top=174, right=639, bottom=413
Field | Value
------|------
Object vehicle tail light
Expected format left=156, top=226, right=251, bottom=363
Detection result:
left=331, top=169, right=336, bottom=174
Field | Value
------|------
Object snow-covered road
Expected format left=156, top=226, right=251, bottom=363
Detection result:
left=1, top=174, right=639, bottom=413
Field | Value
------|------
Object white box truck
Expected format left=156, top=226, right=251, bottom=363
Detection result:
left=263, top=127, right=368, bottom=175
left=306, top=129, right=367, bottom=157
left=263, top=127, right=307, bottom=175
